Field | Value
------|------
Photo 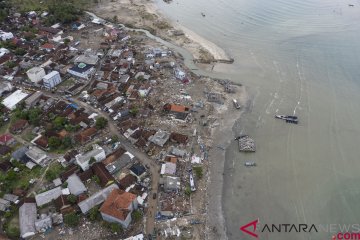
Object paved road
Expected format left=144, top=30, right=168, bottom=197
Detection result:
left=73, top=99, right=160, bottom=234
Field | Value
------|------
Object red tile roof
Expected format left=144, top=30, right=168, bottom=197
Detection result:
left=100, top=189, right=136, bottom=221
left=0, top=134, right=13, bottom=144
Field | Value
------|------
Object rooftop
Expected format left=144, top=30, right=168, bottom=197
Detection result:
left=100, top=189, right=136, bottom=221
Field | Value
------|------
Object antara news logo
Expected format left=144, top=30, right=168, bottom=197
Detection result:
left=240, top=219, right=360, bottom=239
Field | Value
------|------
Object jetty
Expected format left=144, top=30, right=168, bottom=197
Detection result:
left=237, top=135, right=256, bottom=152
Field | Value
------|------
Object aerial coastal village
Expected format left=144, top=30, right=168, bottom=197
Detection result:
left=0, top=1, right=245, bottom=240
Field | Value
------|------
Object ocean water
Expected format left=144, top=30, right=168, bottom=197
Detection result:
left=156, top=0, right=360, bottom=239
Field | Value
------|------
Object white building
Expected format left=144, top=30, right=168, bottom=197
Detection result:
left=0, top=48, right=9, bottom=57
left=75, top=144, right=106, bottom=171
left=19, top=202, right=37, bottom=239
left=0, top=31, right=14, bottom=41
left=43, top=71, right=61, bottom=89
left=2, top=89, right=29, bottom=110
left=26, top=67, right=46, bottom=84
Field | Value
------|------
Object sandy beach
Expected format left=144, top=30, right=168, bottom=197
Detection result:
left=205, top=86, right=248, bottom=240
left=92, top=0, right=232, bottom=63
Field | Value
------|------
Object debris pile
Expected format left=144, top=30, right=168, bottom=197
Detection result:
left=237, top=135, right=256, bottom=152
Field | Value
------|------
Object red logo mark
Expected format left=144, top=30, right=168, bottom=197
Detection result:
left=240, top=219, right=259, bottom=238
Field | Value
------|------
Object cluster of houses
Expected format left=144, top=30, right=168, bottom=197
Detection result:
left=0, top=7, right=208, bottom=240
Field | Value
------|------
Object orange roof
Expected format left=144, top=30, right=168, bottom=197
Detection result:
left=170, top=104, right=187, bottom=113
left=100, top=189, right=136, bottom=221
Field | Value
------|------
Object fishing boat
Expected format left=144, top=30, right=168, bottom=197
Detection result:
left=275, top=115, right=298, bottom=124
left=233, top=99, right=241, bottom=109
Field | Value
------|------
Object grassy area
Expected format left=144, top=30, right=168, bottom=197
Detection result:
left=58, top=78, right=75, bottom=88
left=10, top=0, right=92, bottom=12
left=22, top=130, right=36, bottom=142
left=0, top=122, right=10, bottom=134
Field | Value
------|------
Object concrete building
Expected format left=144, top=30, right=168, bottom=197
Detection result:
left=35, top=187, right=62, bottom=207
left=67, top=63, right=95, bottom=80
left=66, top=174, right=87, bottom=196
left=19, top=202, right=37, bottom=239
left=0, top=31, right=14, bottom=41
left=25, top=91, right=43, bottom=108
left=78, top=184, right=119, bottom=214
left=75, top=144, right=106, bottom=171
left=26, top=67, right=46, bottom=84
left=25, top=146, right=47, bottom=166
left=2, top=89, right=29, bottom=110
left=100, top=189, right=138, bottom=228
left=0, top=81, right=12, bottom=96
left=160, top=176, right=180, bottom=192
left=43, top=71, right=61, bottom=89
left=148, top=130, right=170, bottom=147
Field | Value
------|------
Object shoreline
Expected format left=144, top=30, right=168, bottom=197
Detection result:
left=92, top=0, right=233, bottom=64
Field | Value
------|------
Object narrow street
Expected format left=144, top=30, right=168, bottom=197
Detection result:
left=73, top=99, right=160, bottom=235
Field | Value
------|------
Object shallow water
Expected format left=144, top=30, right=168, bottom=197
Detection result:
left=156, top=0, right=360, bottom=239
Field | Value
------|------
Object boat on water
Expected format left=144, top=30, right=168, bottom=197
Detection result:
left=275, top=115, right=298, bottom=124
left=244, top=161, right=256, bottom=167
left=233, top=99, right=241, bottom=109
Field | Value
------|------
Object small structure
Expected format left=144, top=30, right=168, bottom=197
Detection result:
left=74, top=127, right=97, bottom=144
left=34, top=214, right=52, bottom=232
left=10, top=119, right=29, bottom=134
left=237, top=135, right=256, bottom=152
left=35, top=187, right=62, bottom=207
left=123, top=234, right=144, bottom=240
left=26, top=67, right=46, bottom=84
left=25, top=146, right=47, bottom=166
left=0, top=81, right=13, bottom=96
left=66, top=174, right=87, bottom=196
left=129, top=163, right=146, bottom=180
left=19, top=202, right=37, bottom=239
left=78, top=184, right=119, bottom=214
left=0, top=31, right=14, bottom=41
left=160, top=176, right=180, bottom=192
left=100, top=189, right=138, bottom=228
left=43, top=71, right=61, bottom=90
left=25, top=91, right=43, bottom=108
left=91, top=162, right=115, bottom=187
left=2, top=89, right=29, bottom=110
left=170, top=147, right=187, bottom=158
left=0, top=198, right=10, bottom=211
left=0, top=133, right=15, bottom=145
left=67, top=63, right=95, bottom=80
left=149, top=130, right=170, bottom=147
left=75, top=144, right=106, bottom=171
left=160, top=162, right=176, bottom=176
left=3, top=193, right=19, bottom=204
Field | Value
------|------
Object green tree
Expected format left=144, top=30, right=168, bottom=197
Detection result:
left=193, top=166, right=203, bottom=179
left=53, top=116, right=67, bottom=130
left=28, top=108, right=42, bottom=125
left=95, top=117, right=108, bottom=129
left=92, top=175, right=100, bottom=185
left=132, top=210, right=142, bottom=222
left=130, top=107, right=139, bottom=117
left=184, top=185, right=192, bottom=196
left=14, top=48, right=26, bottom=56
left=89, top=206, right=100, bottom=221
left=89, top=157, right=96, bottom=165
left=67, top=194, right=77, bottom=204
left=5, top=226, right=20, bottom=238
left=110, top=222, right=122, bottom=233
left=62, top=136, right=72, bottom=149
left=48, top=136, right=61, bottom=149
left=64, top=212, right=80, bottom=227
left=64, top=38, right=70, bottom=45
